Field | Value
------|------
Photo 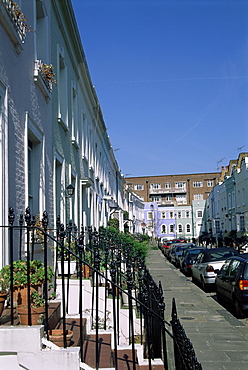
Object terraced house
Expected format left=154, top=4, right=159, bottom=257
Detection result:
left=0, top=0, right=128, bottom=267
left=0, top=2, right=209, bottom=369
left=0, top=0, right=147, bottom=368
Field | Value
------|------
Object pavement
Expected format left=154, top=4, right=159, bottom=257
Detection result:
left=146, top=248, right=248, bottom=370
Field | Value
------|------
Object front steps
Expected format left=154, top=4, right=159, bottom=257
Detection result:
left=0, top=278, right=165, bottom=370
left=0, top=352, right=28, bottom=369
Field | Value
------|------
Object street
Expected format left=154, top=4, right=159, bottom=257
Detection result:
left=147, top=248, right=248, bottom=370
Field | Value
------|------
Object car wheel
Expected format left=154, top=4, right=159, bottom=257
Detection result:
left=234, top=299, right=246, bottom=319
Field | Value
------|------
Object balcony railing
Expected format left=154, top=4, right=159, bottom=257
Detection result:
left=34, top=60, right=53, bottom=97
left=2, top=0, right=27, bottom=43
left=150, top=187, right=186, bottom=195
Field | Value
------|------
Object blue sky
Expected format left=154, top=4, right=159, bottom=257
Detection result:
left=71, top=0, right=248, bottom=177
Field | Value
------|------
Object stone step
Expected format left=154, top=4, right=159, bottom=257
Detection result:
left=0, top=352, right=27, bottom=369
left=82, top=333, right=113, bottom=368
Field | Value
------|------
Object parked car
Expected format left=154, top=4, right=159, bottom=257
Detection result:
left=191, top=247, right=239, bottom=291
left=179, top=247, right=206, bottom=275
left=216, top=253, right=248, bottom=318
left=161, top=239, right=185, bottom=256
left=170, top=243, right=197, bottom=267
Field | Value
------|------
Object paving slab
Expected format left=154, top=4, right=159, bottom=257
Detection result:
left=146, top=249, right=248, bottom=370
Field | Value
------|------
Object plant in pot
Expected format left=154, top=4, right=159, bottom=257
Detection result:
left=17, top=290, right=45, bottom=325
left=48, top=328, right=73, bottom=347
left=0, top=259, right=53, bottom=306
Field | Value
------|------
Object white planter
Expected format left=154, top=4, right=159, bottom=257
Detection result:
left=122, top=289, right=136, bottom=307
left=57, top=261, right=77, bottom=275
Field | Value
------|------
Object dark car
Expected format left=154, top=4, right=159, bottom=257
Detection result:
left=170, top=243, right=197, bottom=267
left=179, top=247, right=206, bottom=275
left=191, top=247, right=239, bottom=291
left=216, top=253, right=248, bottom=318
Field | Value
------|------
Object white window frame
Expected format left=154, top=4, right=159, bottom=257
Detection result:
left=25, top=112, right=45, bottom=215
left=178, top=223, right=183, bottom=233
left=193, top=181, right=203, bottom=188
left=134, top=184, right=144, bottom=190
left=150, top=183, right=161, bottom=190
left=175, top=182, right=186, bottom=189
left=161, top=224, right=167, bottom=234
left=186, top=224, right=191, bottom=233
left=57, top=45, right=68, bottom=130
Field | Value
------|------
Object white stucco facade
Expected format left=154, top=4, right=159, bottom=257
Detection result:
left=0, top=0, right=126, bottom=267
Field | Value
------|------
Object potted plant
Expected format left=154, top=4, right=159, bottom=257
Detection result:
left=42, top=64, right=56, bottom=85
left=0, top=259, right=53, bottom=306
left=17, top=291, right=45, bottom=325
left=48, top=328, right=73, bottom=347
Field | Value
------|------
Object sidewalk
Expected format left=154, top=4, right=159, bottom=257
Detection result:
left=146, top=249, right=248, bottom=370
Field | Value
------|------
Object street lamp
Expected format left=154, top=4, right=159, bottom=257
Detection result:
left=66, top=184, right=75, bottom=225
left=66, top=184, right=75, bottom=197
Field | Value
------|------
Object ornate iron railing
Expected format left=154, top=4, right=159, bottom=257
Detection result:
left=1, top=207, right=202, bottom=370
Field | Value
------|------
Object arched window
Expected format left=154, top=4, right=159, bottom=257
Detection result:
left=169, top=224, right=174, bottom=233
left=161, top=224, right=167, bottom=234
left=178, top=224, right=183, bottom=233
left=186, top=224, right=191, bottom=233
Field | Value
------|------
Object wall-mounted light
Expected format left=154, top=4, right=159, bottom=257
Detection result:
left=66, top=184, right=75, bottom=197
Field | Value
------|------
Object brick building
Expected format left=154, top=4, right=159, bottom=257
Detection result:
left=125, top=172, right=220, bottom=205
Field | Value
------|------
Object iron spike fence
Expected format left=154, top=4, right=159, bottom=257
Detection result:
left=0, top=207, right=201, bottom=370
left=171, top=298, right=202, bottom=370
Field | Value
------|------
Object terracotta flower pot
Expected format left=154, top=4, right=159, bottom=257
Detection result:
left=48, top=329, right=73, bottom=347
left=17, top=305, right=45, bottom=325
left=13, top=284, right=40, bottom=306
left=82, top=264, right=92, bottom=278
left=0, top=292, right=7, bottom=316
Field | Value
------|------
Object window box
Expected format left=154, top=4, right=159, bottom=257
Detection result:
left=0, top=0, right=28, bottom=52
left=34, top=60, right=53, bottom=100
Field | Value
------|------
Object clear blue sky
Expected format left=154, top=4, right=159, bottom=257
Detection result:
left=71, top=0, right=248, bottom=177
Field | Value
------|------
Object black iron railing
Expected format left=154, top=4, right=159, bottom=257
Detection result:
left=0, top=207, right=202, bottom=370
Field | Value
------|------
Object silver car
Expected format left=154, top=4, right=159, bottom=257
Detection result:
left=191, top=247, right=239, bottom=291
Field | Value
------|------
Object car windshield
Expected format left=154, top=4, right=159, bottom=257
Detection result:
left=187, top=249, right=202, bottom=256
left=176, top=247, right=183, bottom=252
left=207, top=250, right=235, bottom=262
